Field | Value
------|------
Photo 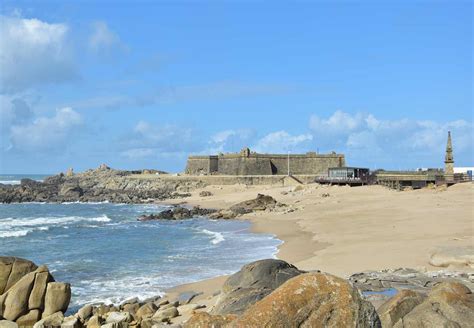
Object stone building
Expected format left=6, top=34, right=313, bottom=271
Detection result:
left=185, top=148, right=345, bottom=176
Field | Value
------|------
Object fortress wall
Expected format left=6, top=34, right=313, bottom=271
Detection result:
left=217, top=157, right=273, bottom=175
left=185, top=157, right=212, bottom=175
left=185, top=152, right=345, bottom=176
left=267, top=155, right=345, bottom=175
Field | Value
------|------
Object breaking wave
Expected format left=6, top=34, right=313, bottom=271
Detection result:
left=199, top=229, right=225, bottom=245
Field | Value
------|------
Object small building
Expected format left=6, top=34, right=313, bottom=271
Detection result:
left=454, top=167, right=473, bottom=180
left=316, top=167, right=370, bottom=186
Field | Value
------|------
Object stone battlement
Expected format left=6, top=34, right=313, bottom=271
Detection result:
left=185, top=148, right=345, bottom=176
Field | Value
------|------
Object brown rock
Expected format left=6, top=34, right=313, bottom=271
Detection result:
left=183, top=312, right=236, bottom=328
left=0, top=320, right=18, bottom=328
left=16, top=309, right=41, bottom=327
left=230, top=272, right=381, bottom=328
left=122, top=303, right=139, bottom=316
left=42, top=282, right=71, bottom=318
left=33, top=311, right=64, bottom=328
left=28, top=267, right=54, bottom=310
left=2, top=271, right=36, bottom=320
left=61, top=315, right=81, bottom=328
left=85, top=315, right=102, bottom=328
left=2, top=257, right=37, bottom=294
left=0, top=257, right=14, bottom=295
left=94, top=304, right=110, bottom=316
left=135, top=303, right=158, bottom=321
left=400, top=281, right=474, bottom=328
left=377, top=289, right=425, bottom=327
left=212, top=259, right=304, bottom=315
left=77, top=304, right=93, bottom=322
left=152, top=307, right=179, bottom=322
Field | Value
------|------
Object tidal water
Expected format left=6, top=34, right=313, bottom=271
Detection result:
left=0, top=176, right=281, bottom=312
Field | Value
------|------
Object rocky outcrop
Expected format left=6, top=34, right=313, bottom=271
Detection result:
left=376, top=290, right=425, bottom=327
left=0, top=257, right=70, bottom=326
left=138, top=194, right=286, bottom=221
left=183, top=313, right=236, bottom=328
left=0, top=166, right=202, bottom=203
left=228, top=194, right=280, bottom=215
left=138, top=206, right=217, bottom=221
left=350, top=267, right=474, bottom=306
left=212, top=259, right=305, bottom=315
left=384, top=281, right=474, bottom=327
left=229, top=272, right=380, bottom=328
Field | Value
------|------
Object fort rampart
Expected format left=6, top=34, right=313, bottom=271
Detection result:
left=185, top=149, right=345, bottom=176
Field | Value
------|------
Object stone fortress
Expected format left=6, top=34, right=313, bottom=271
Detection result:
left=185, top=148, right=345, bottom=176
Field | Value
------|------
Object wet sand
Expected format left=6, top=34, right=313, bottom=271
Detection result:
left=163, top=182, right=474, bottom=321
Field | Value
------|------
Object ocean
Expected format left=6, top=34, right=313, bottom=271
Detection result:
left=0, top=175, right=281, bottom=312
left=0, top=174, right=49, bottom=185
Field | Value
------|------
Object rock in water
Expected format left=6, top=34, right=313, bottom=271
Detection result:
left=212, top=259, right=304, bottom=315
left=230, top=272, right=381, bottom=328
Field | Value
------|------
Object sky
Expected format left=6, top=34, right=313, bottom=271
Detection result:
left=0, top=0, right=472, bottom=174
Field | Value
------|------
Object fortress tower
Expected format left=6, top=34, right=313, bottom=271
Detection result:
left=444, top=131, right=454, bottom=174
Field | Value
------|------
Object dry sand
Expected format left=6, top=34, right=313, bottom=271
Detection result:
left=164, top=182, right=474, bottom=319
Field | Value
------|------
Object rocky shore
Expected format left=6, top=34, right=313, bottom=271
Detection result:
left=1, top=257, right=473, bottom=328
left=138, top=194, right=289, bottom=221
left=0, top=166, right=201, bottom=204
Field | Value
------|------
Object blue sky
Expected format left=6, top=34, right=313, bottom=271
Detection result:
left=0, top=1, right=472, bottom=174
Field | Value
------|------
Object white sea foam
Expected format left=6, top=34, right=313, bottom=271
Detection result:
left=0, top=180, right=21, bottom=185
left=0, top=215, right=111, bottom=238
left=0, top=215, right=111, bottom=227
left=0, top=229, right=31, bottom=238
left=61, top=201, right=110, bottom=205
left=200, top=229, right=225, bottom=245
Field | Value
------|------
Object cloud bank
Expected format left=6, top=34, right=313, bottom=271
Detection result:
left=0, top=15, right=77, bottom=93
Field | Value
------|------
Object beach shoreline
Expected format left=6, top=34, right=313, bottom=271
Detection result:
left=162, top=181, right=474, bottom=319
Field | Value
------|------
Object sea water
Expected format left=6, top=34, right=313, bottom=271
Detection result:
left=0, top=187, right=281, bottom=312
left=0, top=174, right=49, bottom=185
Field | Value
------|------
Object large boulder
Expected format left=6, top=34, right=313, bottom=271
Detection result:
left=1, top=270, right=36, bottom=320
left=33, top=311, right=64, bottom=328
left=377, top=289, right=425, bottom=327
left=230, top=272, right=381, bottom=328
left=228, top=194, right=278, bottom=215
left=0, top=258, right=69, bottom=326
left=42, top=283, right=71, bottom=318
left=0, top=257, right=37, bottom=294
left=212, top=259, right=304, bottom=315
left=15, top=309, right=41, bottom=327
left=399, top=282, right=474, bottom=327
left=28, top=266, right=54, bottom=310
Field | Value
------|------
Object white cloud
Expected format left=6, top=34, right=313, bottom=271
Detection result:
left=9, top=107, right=83, bottom=151
left=207, top=129, right=255, bottom=153
left=119, top=121, right=200, bottom=159
left=0, top=15, right=77, bottom=93
left=309, top=111, right=473, bottom=168
left=88, top=21, right=125, bottom=55
left=253, top=131, right=313, bottom=153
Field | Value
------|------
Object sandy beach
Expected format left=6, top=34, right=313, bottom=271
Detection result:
left=164, top=181, right=474, bottom=318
